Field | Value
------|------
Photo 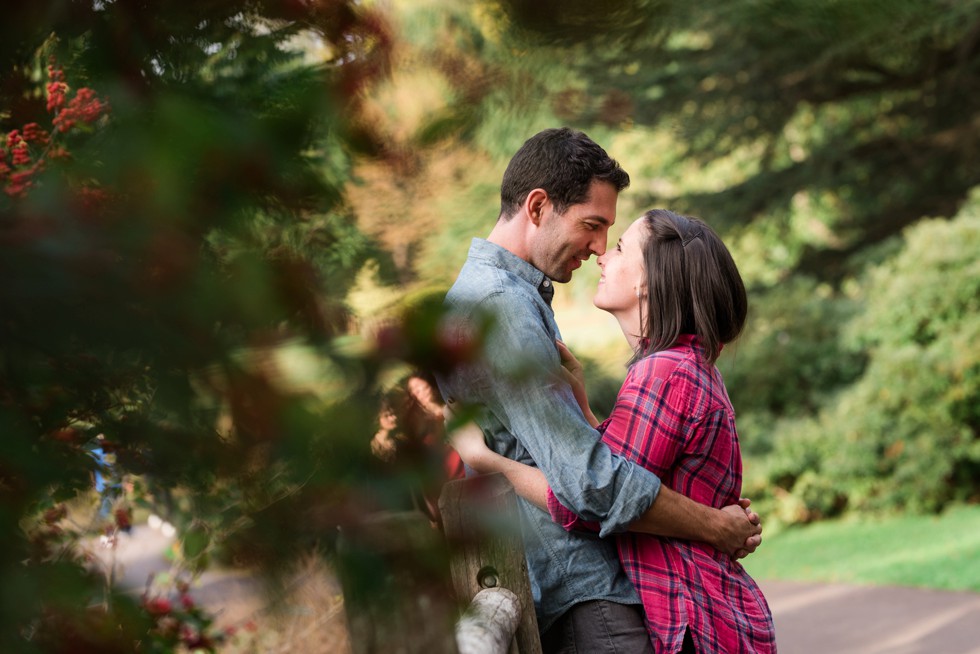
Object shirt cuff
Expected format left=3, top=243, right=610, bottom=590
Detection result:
left=596, top=465, right=662, bottom=538
left=546, top=465, right=662, bottom=537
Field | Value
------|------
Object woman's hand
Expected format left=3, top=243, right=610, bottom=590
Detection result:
left=443, top=401, right=494, bottom=472
left=556, top=340, right=599, bottom=427
left=443, top=401, right=552, bottom=509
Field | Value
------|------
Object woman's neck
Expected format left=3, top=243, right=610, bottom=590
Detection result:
left=612, top=309, right=643, bottom=355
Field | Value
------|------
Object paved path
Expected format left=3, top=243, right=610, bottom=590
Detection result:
left=96, top=525, right=980, bottom=653
left=90, top=524, right=176, bottom=594
left=760, top=580, right=980, bottom=653
left=90, top=525, right=268, bottom=626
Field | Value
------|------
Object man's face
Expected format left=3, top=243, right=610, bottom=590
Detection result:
left=530, top=180, right=618, bottom=283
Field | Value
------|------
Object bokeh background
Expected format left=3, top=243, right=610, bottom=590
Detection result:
left=2, top=0, right=978, bottom=651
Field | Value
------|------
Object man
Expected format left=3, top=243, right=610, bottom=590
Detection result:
left=435, top=128, right=761, bottom=652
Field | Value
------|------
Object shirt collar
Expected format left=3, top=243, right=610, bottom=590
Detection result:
left=676, top=333, right=723, bottom=355
left=467, top=238, right=555, bottom=305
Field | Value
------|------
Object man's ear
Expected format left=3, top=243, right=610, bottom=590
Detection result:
left=525, top=188, right=550, bottom=226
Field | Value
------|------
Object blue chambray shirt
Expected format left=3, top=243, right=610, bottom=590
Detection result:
left=435, top=238, right=662, bottom=632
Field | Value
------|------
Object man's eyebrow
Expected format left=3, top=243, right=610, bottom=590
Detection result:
left=586, top=215, right=612, bottom=225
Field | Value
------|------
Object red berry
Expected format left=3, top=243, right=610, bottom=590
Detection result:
left=145, top=597, right=172, bottom=615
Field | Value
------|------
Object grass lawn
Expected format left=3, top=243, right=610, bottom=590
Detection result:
left=741, top=503, right=980, bottom=592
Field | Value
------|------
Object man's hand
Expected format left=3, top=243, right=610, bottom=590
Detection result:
left=715, top=498, right=762, bottom=560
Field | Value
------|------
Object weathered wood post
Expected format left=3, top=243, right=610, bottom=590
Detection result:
left=455, top=587, right=522, bottom=654
left=439, top=473, right=542, bottom=654
left=337, top=510, right=459, bottom=654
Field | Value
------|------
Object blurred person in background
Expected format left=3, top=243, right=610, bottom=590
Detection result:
left=369, top=372, right=464, bottom=525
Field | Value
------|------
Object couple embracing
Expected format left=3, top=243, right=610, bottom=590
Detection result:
left=435, top=128, right=776, bottom=653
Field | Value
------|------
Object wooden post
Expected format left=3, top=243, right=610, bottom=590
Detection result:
left=337, top=510, right=459, bottom=654
left=439, top=474, right=542, bottom=654
left=455, top=588, right=521, bottom=654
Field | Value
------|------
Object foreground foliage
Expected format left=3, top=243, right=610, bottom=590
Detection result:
left=1, top=2, right=465, bottom=651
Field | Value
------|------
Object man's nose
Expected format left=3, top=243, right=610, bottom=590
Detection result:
left=591, top=228, right=609, bottom=256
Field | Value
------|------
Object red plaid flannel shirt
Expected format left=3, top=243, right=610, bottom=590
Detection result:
left=547, top=335, right=776, bottom=653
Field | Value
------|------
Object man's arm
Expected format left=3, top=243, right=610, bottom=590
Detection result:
left=631, top=486, right=761, bottom=558
left=445, top=292, right=755, bottom=549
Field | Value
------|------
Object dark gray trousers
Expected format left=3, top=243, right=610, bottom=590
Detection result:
left=540, top=600, right=654, bottom=654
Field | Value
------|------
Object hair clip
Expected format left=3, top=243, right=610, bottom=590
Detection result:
left=682, top=227, right=703, bottom=247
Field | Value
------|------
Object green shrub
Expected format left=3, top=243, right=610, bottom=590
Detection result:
left=752, top=191, right=980, bottom=523
left=721, top=276, right=865, bottom=454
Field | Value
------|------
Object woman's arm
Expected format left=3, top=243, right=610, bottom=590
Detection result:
left=449, top=417, right=760, bottom=557
left=448, top=418, right=551, bottom=510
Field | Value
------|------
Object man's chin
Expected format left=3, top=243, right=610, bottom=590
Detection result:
left=550, top=271, right=572, bottom=284
left=551, top=260, right=581, bottom=283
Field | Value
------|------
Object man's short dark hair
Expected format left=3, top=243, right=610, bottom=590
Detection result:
left=499, top=127, right=630, bottom=219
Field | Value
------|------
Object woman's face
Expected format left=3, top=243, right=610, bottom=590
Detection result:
left=379, top=407, right=397, bottom=431
left=593, top=218, right=648, bottom=318
left=407, top=376, right=443, bottom=416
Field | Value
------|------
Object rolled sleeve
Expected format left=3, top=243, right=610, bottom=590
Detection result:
left=478, top=293, right=661, bottom=536
left=546, top=488, right=599, bottom=533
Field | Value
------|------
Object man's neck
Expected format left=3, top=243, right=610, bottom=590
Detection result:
left=486, top=215, right=532, bottom=262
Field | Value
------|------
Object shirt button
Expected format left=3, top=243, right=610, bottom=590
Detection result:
left=542, top=279, right=551, bottom=287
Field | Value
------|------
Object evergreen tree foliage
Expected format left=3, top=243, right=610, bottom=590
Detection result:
left=1, top=2, right=467, bottom=650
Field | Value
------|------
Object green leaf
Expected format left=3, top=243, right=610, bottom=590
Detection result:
left=182, top=523, right=210, bottom=560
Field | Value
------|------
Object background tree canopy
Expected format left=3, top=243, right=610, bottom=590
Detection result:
left=2, top=0, right=978, bottom=650
left=349, top=0, right=980, bottom=524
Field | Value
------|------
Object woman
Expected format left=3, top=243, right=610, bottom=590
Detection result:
left=371, top=371, right=465, bottom=524
left=404, top=370, right=466, bottom=483
left=451, top=210, right=776, bottom=653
